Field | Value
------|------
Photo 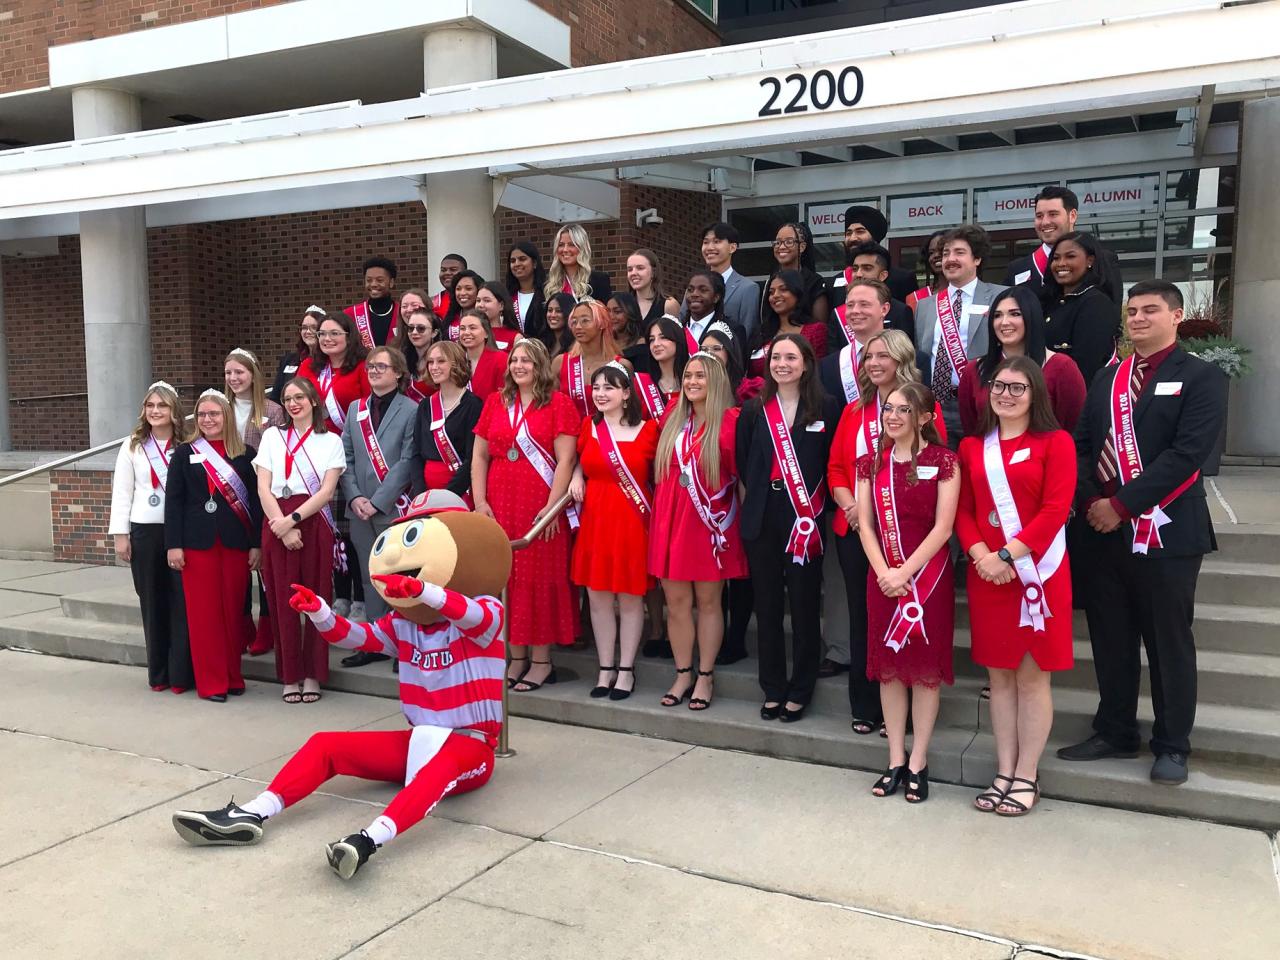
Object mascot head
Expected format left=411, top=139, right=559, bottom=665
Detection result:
left=367, top=490, right=512, bottom=626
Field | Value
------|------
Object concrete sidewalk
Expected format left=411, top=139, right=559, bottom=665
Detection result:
left=2, top=650, right=1277, bottom=960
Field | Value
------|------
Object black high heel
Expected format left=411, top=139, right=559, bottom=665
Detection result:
left=506, top=655, right=529, bottom=689
left=589, top=665, right=617, bottom=699
left=688, top=669, right=714, bottom=711
left=905, top=765, right=930, bottom=804
left=661, top=666, right=693, bottom=707
left=872, top=765, right=905, bottom=797
left=513, top=659, right=557, bottom=692
left=779, top=702, right=807, bottom=723
left=760, top=702, right=783, bottom=720
left=609, top=666, right=635, bottom=701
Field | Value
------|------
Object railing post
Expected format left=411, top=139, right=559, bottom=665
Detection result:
left=495, top=584, right=516, bottom=759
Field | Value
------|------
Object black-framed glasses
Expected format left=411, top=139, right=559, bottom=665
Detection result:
left=991, top=380, right=1029, bottom=397
left=772, top=238, right=798, bottom=248
left=366, top=362, right=393, bottom=374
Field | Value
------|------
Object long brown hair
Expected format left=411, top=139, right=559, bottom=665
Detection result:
left=500, top=337, right=557, bottom=409
left=974, top=355, right=1061, bottom=437
left=874, top=381, right=942, bottom=485
left=223, top=348, right=269, bottom=433
left=757, top=333, right=824, bottom=427
left=279, top=376, right=328, bottom=434
left=310, top=312, right=369, bottom=374
left=655, top=353, right=734, bottom=489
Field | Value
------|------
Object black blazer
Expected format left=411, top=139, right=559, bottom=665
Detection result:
left=736, top=393, right=843, bottom=543
left=1045, top=286, right=1121, bottom=389
left=1004, top=245, right=1124, bottom=304
left=410, top=390, right=484, bottom=499
left=1074, top=346, right=1227, bottom=557
left=509, top=287, right=549, bottom=348
left=269, top=350, right=305, bottom=400
left=164, top=442, right=262, bottom=551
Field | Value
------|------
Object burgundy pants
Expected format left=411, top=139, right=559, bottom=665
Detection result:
left=260, top=496, right=333, bottom=684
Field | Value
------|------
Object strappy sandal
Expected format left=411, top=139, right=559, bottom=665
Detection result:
left=506, top=655, right=529, bottom=689
left=872, top=765, right=905, bottom=797
left=513, top=659, right=557, bottom=693
left=904, top=765, right=930, bottom=804
left=996, top=777, right=1040, bottom=817
left=660, top=666, right=693, bottom=707
left=281, top=690, right=303, bottom=704
left=851, top=718, right=878, bottom=735
left=973, top=774, right=1014, bottom=812
left=301, top=690, right=322, bottom=703
left=609, top=666, right=635, bottom=701
left=590, top=665, right=617, bottom=699
left=688, top=669, right=714, bottom=711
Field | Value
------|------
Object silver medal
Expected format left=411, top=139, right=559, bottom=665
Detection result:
left=678, top=473, right=691, bottom=488
left=147, top=493, right=161, bottom=508
left=988, top=510, right=1000, bottom=528
left=205, top=498, right=218, bottom=514
left=506, top=447, right=519, bottom=462
left=281, top=486, right=291, bottom=498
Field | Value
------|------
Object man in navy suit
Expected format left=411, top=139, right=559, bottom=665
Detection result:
left=1058, top=279, right=1227, bottom=785
left=689, top=222, right=761, bottom=341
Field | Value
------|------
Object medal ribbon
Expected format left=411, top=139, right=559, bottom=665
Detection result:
left=192, top=438, right=253, bottom=532
left=596, top=419, right=651, bottom=520
left=874, top=454, right=947, bottom=652
left=429, top=392, right=463, bottom=474
left=764, top=397, right=824, bottom=563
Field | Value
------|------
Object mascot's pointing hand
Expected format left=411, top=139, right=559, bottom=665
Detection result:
left=288, top=583, right=322, bottom=614
left=371, top=573, right=427, bottom=600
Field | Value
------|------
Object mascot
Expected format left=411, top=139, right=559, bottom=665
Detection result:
left=171, top=490, right=512, bottom=880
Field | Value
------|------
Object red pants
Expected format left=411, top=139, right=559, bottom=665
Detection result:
left=267, top=729, right=494, bottom=834
left=260, top=496, right=333, bottom=684
left=181, top=540, right=250, bottom=699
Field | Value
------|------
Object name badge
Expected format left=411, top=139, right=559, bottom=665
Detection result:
left=1013, top=270, right=1031, bottom=285
left=965, top=304, right=989, bottom=315
left=357, top=409, right=371, bottom=421
left=805, top=420, right=825, bottom=432
left=749, top=348, right=767, bottom=360
left=190, top=454, right=207, bottom=464
left=499, top=342, right=510, bottom=350
left=1009, top=448, right=1032, bottom=465
left=1154, top=381, right=1183, bottom=396
left=916, top=466, right=939, bottom=480
left=283, top=364, right=298, bottom=374
left=430, top=420, right=445, bottom=430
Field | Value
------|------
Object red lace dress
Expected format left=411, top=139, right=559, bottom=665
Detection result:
left=857, top=444, right=958, bottom=687
left=474, top=391, right=583, bottom=646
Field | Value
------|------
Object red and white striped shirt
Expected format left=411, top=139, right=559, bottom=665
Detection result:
left=316, top=589, right=505, bottom=747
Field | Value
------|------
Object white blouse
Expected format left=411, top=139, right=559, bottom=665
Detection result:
left=251, top=426, right=345, bottom=497
left=108, top=437, right=171, bottom=534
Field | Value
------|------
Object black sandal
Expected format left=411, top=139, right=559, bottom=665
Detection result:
left=973, top=774, right=1014, bottom=812
left=905, top=765, right=930, bottom=804
left=590, top=665, right=617, bottom=699
left=872, top=765, right=906, bottom=797
left=995, top=777, right=1040, bottom=817
left=851, top=718, right=878, bottom=735
left=609, top=666, right=635, bottom=701
left=660, top=666, right=693, bottom=707
left=513, top=659, right=557, bottom=693
left=688, top=669, right=714, bottom=711
left=506, top=655, right=529, bottom=689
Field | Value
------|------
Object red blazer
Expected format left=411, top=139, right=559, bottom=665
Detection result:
left=298, top=356, right=370, bottom=432
left=467, top=349, right=507, bottom=401
left=492, top=327, right=520, bottom=352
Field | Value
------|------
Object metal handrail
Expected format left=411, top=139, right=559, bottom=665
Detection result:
left=496, top=489, right=575, bottom=759
left=0, top=436, right=129, bottom=488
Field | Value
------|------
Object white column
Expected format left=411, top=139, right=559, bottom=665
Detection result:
left=0, top=257, right=10, bottom=450
left=72, top=88, right=151, bottom=444
left=422, top=27, right=498, bottom=282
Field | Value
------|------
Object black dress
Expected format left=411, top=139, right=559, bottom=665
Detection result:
left=410, top=390, right=484, bottom=500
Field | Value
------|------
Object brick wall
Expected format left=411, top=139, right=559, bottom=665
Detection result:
left=50, top=468, right=115, bottom=564
left=532, top=0, right=719, bottom=65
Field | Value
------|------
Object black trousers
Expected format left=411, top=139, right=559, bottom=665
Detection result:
left=331, top=491, right=364, bottom=602
left=129, top=523, right=194, bottom=689
left=720, top=577, right=754, bottom=660
left=747, top=490, right=825, bottom=705
left=1080, top=523, right=1203, bottom=756
left=834, top=529, right=882, bottom=723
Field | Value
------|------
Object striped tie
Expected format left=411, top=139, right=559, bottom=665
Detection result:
left=930, top=290, right=963, bottom=401
left=1096, top=356, right=1149, bottom=483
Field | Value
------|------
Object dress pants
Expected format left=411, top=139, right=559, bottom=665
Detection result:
left=835, top=529, right=882, bottom=723
left=821, top=543, right=849, bottom=665
left=349, top=511, right=398, bottom=621
left=748, top=489, right=825, bottom=705
left=181, top=540, right=250, bottom=699
left=938, top=396, right=962, bottom=452
left=267, top=729, right=493, bottom=834
left=1080, top=523, right=1203, bottom=756
left=720, top=577, right=754, bottom=660
left=331, top=492, right=365, bottom=603
left=261, top=496, right=333, bottom=684
left=129, top=523, right=194, bottom=690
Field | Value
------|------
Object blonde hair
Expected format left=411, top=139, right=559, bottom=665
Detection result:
left=195, top=391, right=246, bottom=458
left=655, top=353, right=734, bottom=489
left=428, top=340, right=471, bottom=389
left=222, top=348, right=269, bottom=433
left=500, top=338, right=557, bottom=409
left=857, top=328, right=921, bottom=408
left=567, top=298, right=620, bottom=359
left=544, top=223, right=597, bottom=301
left=129, top=383, right=188, bottom=450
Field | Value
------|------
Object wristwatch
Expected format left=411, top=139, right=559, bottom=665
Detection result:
left=997, top=547, right=1013, bottom=564
left=290, top=511, right=303, bottom=524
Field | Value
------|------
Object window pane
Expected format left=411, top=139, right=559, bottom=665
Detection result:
left=811, top=240, right=845, bottom=276
left=1164, top=167, right=1237, bottom=213
left=728, top=205, right=799, bottom=244
left=736, top=245, right=780, bottom=280
left=1164, top=212, right=1234, bottom=251
left=1161, top=253, right=1234, bottom=316
left=1077, top=219, right=1159, bottom=256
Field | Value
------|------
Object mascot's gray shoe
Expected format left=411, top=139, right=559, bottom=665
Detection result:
left=172, top=801, right=264, bottom=846
left=326, top=831, right=379, bottom=880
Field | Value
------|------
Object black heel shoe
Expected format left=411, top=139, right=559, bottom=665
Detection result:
left=905, top=765, right=930, bottom=804
left=779, top=702, right=807, bottom=723
left=609, top=666, right=635, bottom=701
left=513, top=659, right=557, bottom=693
left=589, top=665, right=617, bottom=699
left=688, top=669, right=714, bottom=711
left=661, top=666, right=693, bottom=707
left=506, top=655, right=529, bottom=689
left=872, top=765, right=905, bottom=797
left=760, top=702, right=782, bottom=720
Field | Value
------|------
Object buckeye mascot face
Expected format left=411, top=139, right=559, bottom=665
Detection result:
left=367, top=490, right=513, bottom=626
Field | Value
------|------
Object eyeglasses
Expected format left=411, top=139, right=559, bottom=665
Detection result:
left=991, top=380, right=1029, bottom=397
left=406, top=324, right=432, bottom=334
left=772, top=238, right=798, bottom=248
left=196, top=412, right=223, bottom=420
left=317, top=330, right=346, bottom=339
left=366, top=363, right=393, bottom=374
left=883, top=404, right=915, bottom=416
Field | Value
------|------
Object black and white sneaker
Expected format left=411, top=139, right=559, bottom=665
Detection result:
left=325, top=831, right=378, bottom=880
left=172, top=801, right=264, bottom=846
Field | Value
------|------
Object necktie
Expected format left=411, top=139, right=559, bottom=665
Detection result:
left=1096, top=357, right=1150, bottom=483
left=931, top=290, right=963, bottom=402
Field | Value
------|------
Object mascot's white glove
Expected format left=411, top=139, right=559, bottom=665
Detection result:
left=370, top=574, right=446, bottom=609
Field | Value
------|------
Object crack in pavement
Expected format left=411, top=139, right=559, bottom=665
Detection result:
left=448, top=895, right=581, bottom=928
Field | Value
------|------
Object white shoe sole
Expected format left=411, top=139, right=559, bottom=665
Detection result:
left=172, top=811, right=263, bottom=846
left=325, top=840, right=364, bottom=880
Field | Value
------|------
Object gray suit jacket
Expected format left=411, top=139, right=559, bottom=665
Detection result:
left=914, top=280, right=1006, bottom=387
left=341, top=393, right=419, bottom=514
left=722, top=270, right=761, bottom=341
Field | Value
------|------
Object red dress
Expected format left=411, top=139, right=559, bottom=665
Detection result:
left=492, top=327, right=520, bottom=352
left=858, top=445, right=958, bottom=687
left=467, top=349, right=506, bottom=402
left=571, top=419, right=660, bottom=595
left=957, top=352, right=1087, bottom=438
left=648, top=407, right=748, bottom=581
left=474, top=391, right=583, bottom=646
left=956, top=429, right=1076, bottom=671
left=298, top=357, right=370, bottom=432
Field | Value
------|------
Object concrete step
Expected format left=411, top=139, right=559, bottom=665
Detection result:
left=1196, top=560, right=1280, bottom=607
left=1211, top=523, right=1280, bottom=564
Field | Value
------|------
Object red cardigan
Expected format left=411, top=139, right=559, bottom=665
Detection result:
left=298, top=356, right=370, bottom=431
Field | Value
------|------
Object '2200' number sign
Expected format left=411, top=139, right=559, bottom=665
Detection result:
left=758, top=66, right=865, bottom=118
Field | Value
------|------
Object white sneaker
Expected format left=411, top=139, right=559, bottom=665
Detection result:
left=349, top=601, right=366, bottom=621
left=331, top=598, right=351, bottom=617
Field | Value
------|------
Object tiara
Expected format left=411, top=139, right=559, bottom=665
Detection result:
left=228, top=347, right=258, bottom=365
left=689, top=350, right=721, bottom=364
left=603, top=359, right=630, bottom=376
left=305, top=305, right=327, bottom=316
left=198, top=387, right=225, bottom=399
left=661, top=313, right=681, bottom=323
left=147, top=380, right=176, bottom=393
left=707, top=321, right=734, bottom=340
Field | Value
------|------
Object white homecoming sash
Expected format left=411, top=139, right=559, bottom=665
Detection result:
left=763, top=397, right=823, bottom=564
left=192, top=437, right=253, bottom=531
left=510, top=400, right=580, bottom=529
left=317, top=366, right=345, bottom=430
left=874, top=453, right=947, bottom=652
left=293, top=437, right=346, bottom=572
left=935, top=288, right=968, bottom=387
left=429, top=393, right=462, bottom=474
left=677, top=416, right=737, bottom=569
left=596, top=419, right=651, bottom=520
left=357, top=398, right=411, bottom=517
left=838, top=343, right=860, bottom=404
left=143, top=436, right=171, bottom=492
left=982, top=430, right=1064, bottom=632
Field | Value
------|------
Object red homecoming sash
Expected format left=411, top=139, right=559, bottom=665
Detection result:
left=874, top=452, right=948, bottom=652
left=428, top=393, right=462, bottom=474
left=192, top=437, right=253, bottom=532
left=934, top=287, right=969, bottom=388
left=405, top=380, right=431, bottom=404
left=350, top=302, right=375, bottom=350
left=634, top=372, right=667, bottom=421
left=1031, top=244, right=1050, bottom=280
left=682, top=323, right=700, bottom=355
left=596, top=419, right=651, bottom=520
left=357, top=398, right=412, bottom=517
left=317, top=366, right=345, bottom=430
left=566, top=354, right=589, bottom=417
left=763, top=397, right=823, bottom=563
left=676, top=416, right=737, bottom=569
left=510, top=399, right=580, bottom=529
left=1108, top=356, right=1199, bottom=554
left=432, top=290, right=450, bottom=320
left=856, top=394, right=880, bottom=460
